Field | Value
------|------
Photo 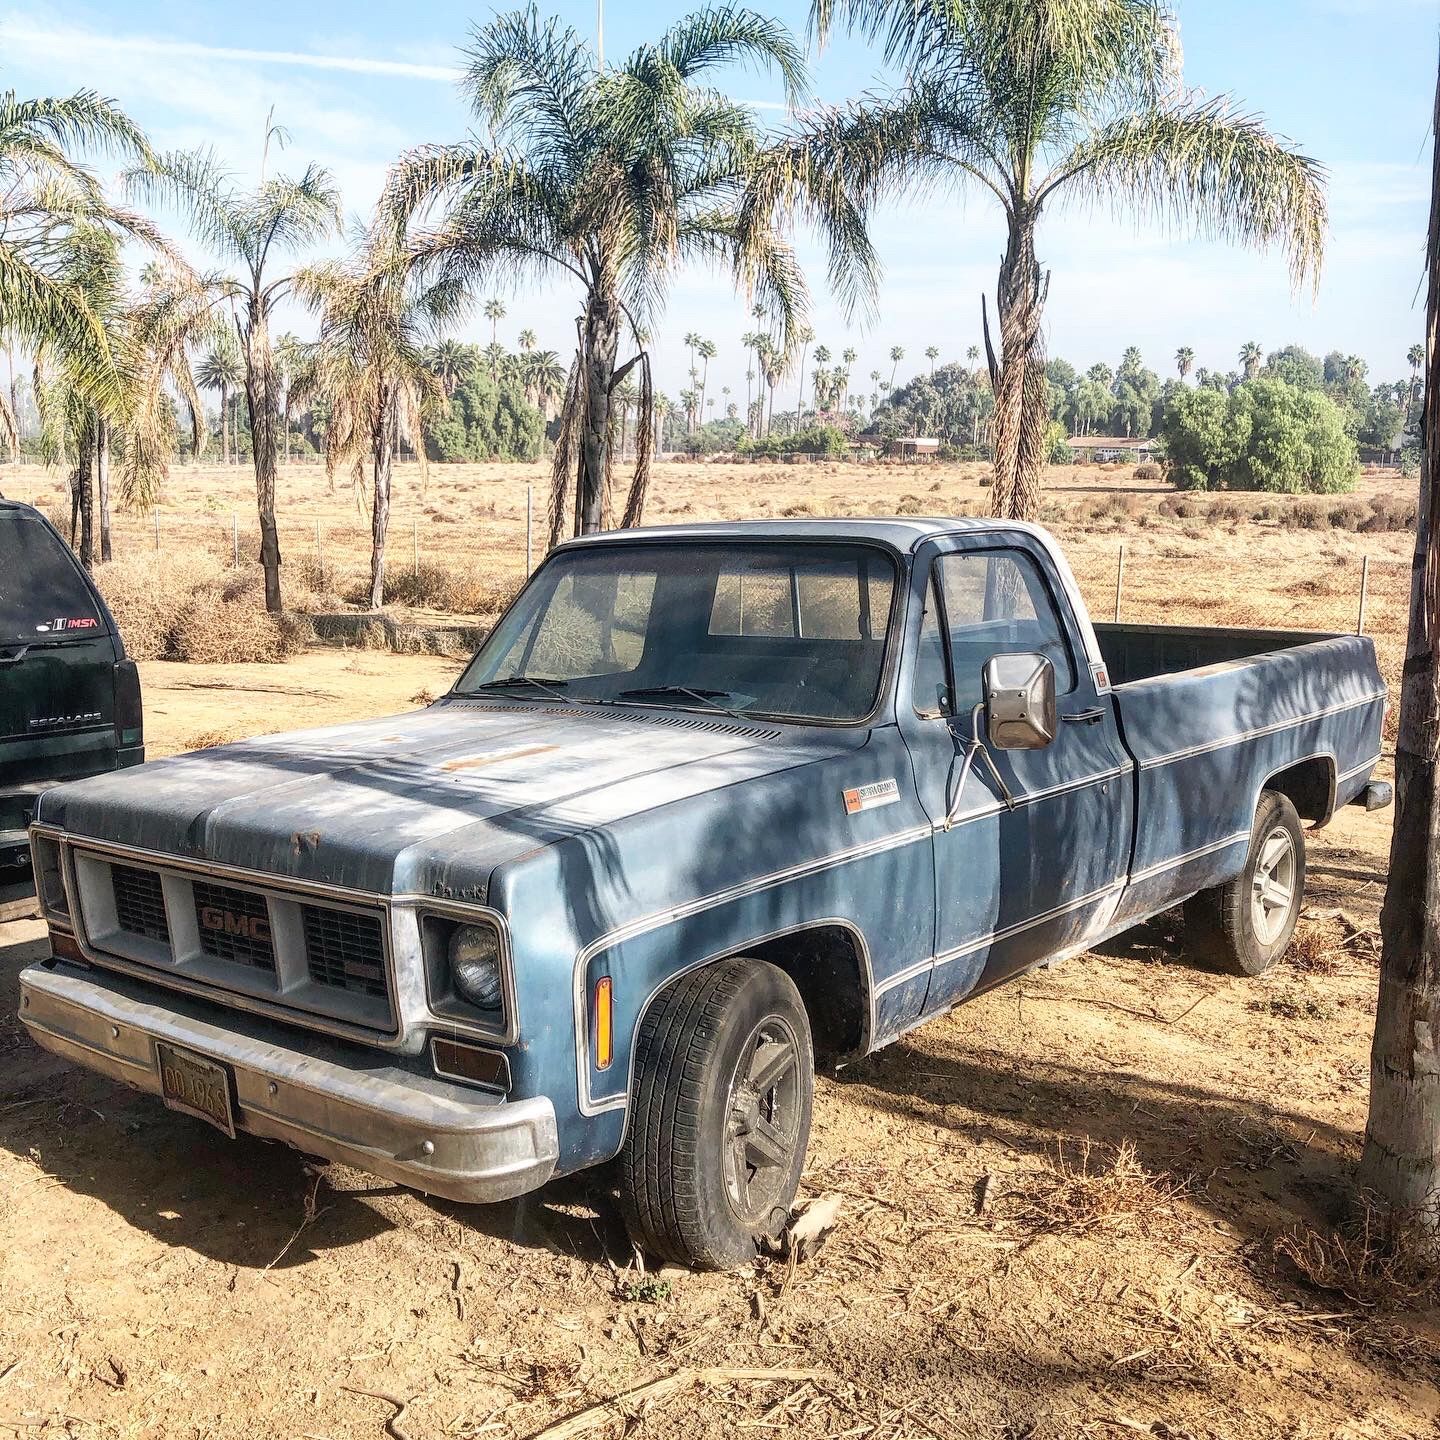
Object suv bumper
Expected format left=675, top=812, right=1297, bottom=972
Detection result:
left=18, top=961, right=558, bottom=1204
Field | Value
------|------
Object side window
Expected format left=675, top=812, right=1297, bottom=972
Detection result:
left=934, top=549, right=1077, bottom=712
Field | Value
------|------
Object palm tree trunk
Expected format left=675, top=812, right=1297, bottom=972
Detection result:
left=369, top=391, right=393, bottom=609
left=4, top=347, right=18, bottom=459
left=220, top=383, right=230, bottom=465
left=96, top=414, right=112, bottom=563
left=797, top=352, right=807, bottom=431
left=990, top=214, right=1049, bottom=522
left=283, top=386, right=292, bottom=466
left=578, top=292, right=620, bottom=535
left=1358, top=63, right=1440, bottom=1242
left=75, top=421, right=95, bottom=571
left=242, top=299, right=284, bottom=613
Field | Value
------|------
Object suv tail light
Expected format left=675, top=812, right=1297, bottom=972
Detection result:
left=113, top=660, right=143, bottom=746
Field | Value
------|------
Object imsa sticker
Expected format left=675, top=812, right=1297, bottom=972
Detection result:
left=843, top=778, right=900, bottom=815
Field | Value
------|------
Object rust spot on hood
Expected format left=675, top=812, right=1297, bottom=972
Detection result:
left=441, top=743, right=559, bottom=773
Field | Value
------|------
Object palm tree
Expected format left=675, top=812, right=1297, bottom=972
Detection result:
left=966, top=344, right=980, bottom=369
left=770, top=0, right=1326, bottom=521
left=696, top=337, right=717, bottom=420
left=1407, top=341, right=1425, bottom=423
left=840, top=346, right=857, bottom=409
left=1175, top=345, right=1195, bottom=381
left=274, top=331, right=302, bottom=464
left=484, top=296, right=506, bottom=350
left=427, top=337, right=473, bottom=397
left=1239, top=341, right=1263, bottom=379
left=387, top=7, right=816, bottom=539
left=129, top=134, right=342, bottom=611
left=889, top=344, right=904, bottom=390
left=518, top=326, right=537, bottom=352
left=721, top=384, right=732, bottom=420
left=757, top=336, right=785, bottom=437
left=294, top=224, right=453, bottom=608
left=520, top=348, right=567, bottom=419
left=925, top=344, right=939, bottom=376
left=0, top=90, right=158, bottom=442
left=195, top=338, right=245, bottom=465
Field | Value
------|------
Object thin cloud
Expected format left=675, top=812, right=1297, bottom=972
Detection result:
left=0, top=22, right=789, bottom=108
left=1, top=26, right=461, bottom=80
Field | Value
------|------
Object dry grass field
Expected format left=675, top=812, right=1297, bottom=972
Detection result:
left=0, top=457, right=1432, bottom=1439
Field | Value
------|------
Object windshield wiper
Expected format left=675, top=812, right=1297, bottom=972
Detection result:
left=616, top=684, right=747, bottom=719
left=468, top=676, right=574, bottom=705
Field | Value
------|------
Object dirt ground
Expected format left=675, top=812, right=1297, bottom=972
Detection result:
left=1, top=643, right=1435, bottom=1440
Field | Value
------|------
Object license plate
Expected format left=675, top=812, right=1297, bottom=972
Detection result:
left=156, top=1042, right=236, bottom=1138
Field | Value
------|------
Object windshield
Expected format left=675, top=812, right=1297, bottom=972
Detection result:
left=456, top=542, right=898, bottom=723
left=0, top=514, right=103, bottom=646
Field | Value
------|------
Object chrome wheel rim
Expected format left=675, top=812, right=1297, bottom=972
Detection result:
left=722, top=1017, right=801, bottom=1226
left=1251, top=824, right=1297, bottom=946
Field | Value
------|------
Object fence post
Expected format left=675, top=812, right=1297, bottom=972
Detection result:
left=315, top=520, right=323, bottom=587
left=1357, top=554, right=1370, bottom=635
left=1113, top=542, right=1126, bottom=623
left=232, top=511, right=239, bottom=568
left=153, top=511, right=160, bottom=551
left=413, top=518, right=420, bottom=582
left=526, top=485, right=534, bottom=573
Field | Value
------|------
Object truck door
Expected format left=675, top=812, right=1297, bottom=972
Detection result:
left=898, top=535, right=1133, bottom=1013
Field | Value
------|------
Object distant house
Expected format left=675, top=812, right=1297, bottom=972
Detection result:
left=890, top=436, right=942, bottom=460
left=1066, top=435, right=1161, bottom=463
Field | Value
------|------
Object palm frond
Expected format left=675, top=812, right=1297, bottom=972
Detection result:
left=1041, top=94, right=1327, bottom=290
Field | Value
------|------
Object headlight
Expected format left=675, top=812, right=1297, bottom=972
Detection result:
left=449, top=924, right=504, bottom=1012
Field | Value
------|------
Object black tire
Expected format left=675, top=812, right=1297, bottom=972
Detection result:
left=618, top=958, right=813, bottom=1271
left=1183, top=790, right=1306, bottom=977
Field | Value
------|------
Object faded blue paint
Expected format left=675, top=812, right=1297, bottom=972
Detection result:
left=31, top=520, right=1387, bottom=1187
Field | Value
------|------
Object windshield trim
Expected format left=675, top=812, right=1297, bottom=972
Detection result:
left=450, top=536, right=908, bottom=730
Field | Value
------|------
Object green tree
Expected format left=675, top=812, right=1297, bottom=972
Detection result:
left=767, top=0, right=1325, bottom=521
left=1263, top=343, right=1323, bottom=391
left=389, top=6, right=816, bottom=538
left=1161, top=376, right=1356, bottom=493
left=888, top=344, right=904, bottom=389
left=1407, top=341, right=1425, bottom=423
left=427, top=338, right=475, bottom=397
left=925, top=343, right=939, bottom=376
left=129, top=131, right=342, bottom=610
left=1175, top=346, right=1195, bottom=380
left=194, top=337, right=245, bottom=465
left=1239, top=340, right=1263, bottom=378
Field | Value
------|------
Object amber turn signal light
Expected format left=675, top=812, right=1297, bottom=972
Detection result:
left=594, top=976, right=613, bottom=1070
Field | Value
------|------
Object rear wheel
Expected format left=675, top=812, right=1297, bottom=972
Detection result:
left=618, top=958, right=813, bottom=1271
left=1183, top=790, right=1305, bottom=976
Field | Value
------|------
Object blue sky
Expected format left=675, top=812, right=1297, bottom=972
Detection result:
left=2, top=0, right=1435, bottom=402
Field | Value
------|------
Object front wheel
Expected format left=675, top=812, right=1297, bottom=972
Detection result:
left=1183, top=789, right=1305, bottom=976
left=618, top=958, right=813, bottom=1271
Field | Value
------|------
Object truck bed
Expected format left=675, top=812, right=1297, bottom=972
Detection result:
left=1093, top=621, right=1346, bottom=686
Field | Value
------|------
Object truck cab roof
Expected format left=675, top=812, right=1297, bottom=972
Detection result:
left=560, top=516, right=1054, bottom=554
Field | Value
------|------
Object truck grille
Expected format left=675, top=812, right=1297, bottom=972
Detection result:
left=111, top=865, right=169, bottom=943
left=193, top=880, right=275, bottom=972
left=80, top=851, right=394, bottom=1035
left=303, top=905, right=387, bottom=998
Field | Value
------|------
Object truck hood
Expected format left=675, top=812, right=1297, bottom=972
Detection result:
left=38, top=698, right=864, bottom=897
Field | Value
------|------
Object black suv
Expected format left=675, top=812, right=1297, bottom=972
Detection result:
left=1, top=499, right=142, bottom=915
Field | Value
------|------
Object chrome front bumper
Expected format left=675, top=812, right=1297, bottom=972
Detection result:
left=18, top=961, right=559, bottom=1204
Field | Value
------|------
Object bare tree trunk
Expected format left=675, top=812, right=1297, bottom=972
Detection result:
left=242, top=300, right=284, bottom=613
left=579, top=292, right=619, bottom=536
left=368, top=391, right=393, bottom=610
left=4, top=347, right=17, bottom=459
left=220, top=383, right=230, bottom=465
left=1358, top=60, right=1440, bottom=1241
left=990, top=215, right=1049, bottom=522
left=96, top=414, right=112, bottom=563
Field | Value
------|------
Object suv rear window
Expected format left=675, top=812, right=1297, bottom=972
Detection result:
left=0, top=515, right=102, bottom=645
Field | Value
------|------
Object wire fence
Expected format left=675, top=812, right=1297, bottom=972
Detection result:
left=26, top=482, right=1413, bottom=698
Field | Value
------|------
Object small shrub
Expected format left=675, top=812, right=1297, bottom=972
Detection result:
left=171, top=600, right=309, bottom=664
left=1277, top=502, right=1326, bottom=530
left=1361, top=495, right=1418, bottom=533
left=1274, top=1196, right=1440, bottom=1310
left=1327, top=499, right=1369, bottom=532
left=1012, top=1139, right=1188, bottom=1241
left=894, top=493, right=925, bottom=515
left=1133, top=461, right=1162, bottom=482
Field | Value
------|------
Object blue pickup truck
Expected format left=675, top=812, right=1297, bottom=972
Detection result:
left=19, top=519, right=1389, bottom=1269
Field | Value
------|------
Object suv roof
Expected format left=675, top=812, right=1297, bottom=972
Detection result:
left=562, top=516, right=1054, bottom=553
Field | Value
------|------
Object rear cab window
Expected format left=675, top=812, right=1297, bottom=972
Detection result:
left=0, top=515, right=103, bottom=646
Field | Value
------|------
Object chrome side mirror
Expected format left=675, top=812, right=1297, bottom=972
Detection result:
left=984, top=652, right=1057, bottom=749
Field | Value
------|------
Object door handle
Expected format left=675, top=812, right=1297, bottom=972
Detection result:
left=1063, top=707, right=1106, bottom=724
